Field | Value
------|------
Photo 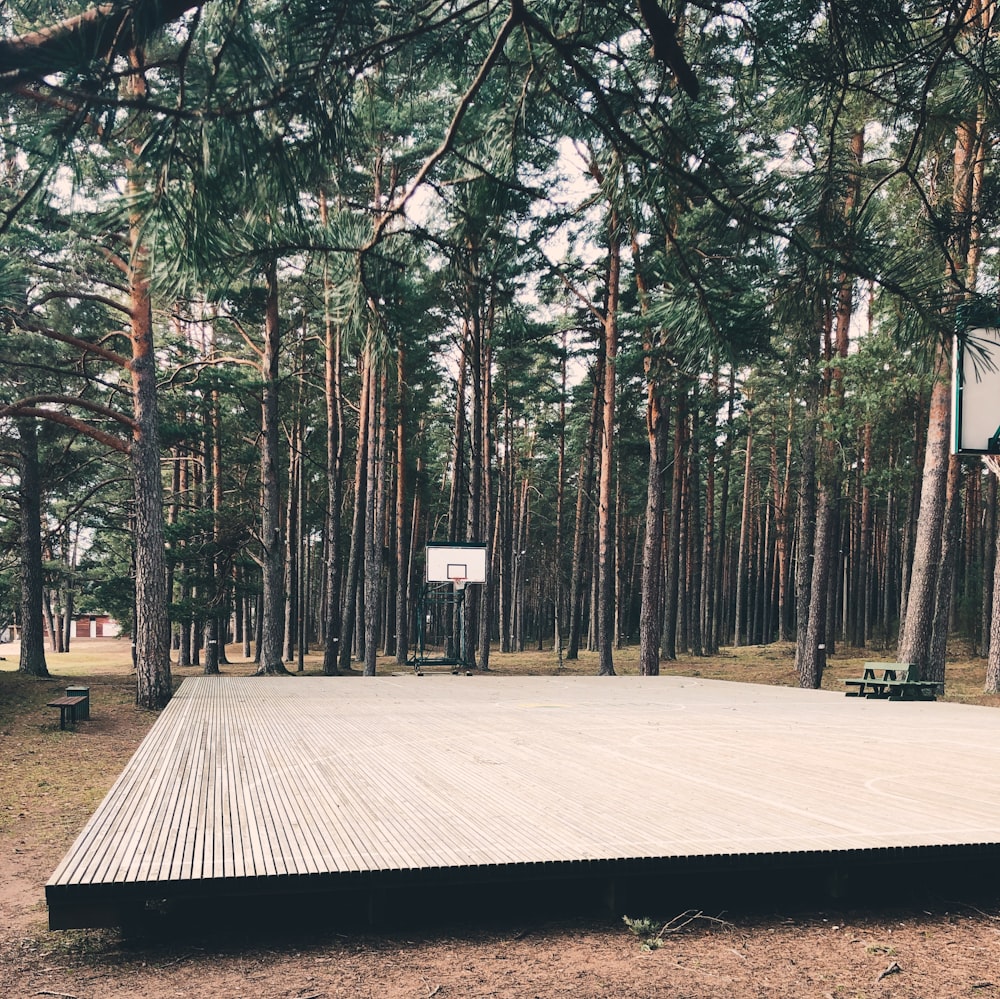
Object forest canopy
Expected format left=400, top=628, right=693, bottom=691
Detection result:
left=1, top=1, right=999, bottom=706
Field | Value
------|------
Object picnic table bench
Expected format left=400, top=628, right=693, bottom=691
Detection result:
left=843, top=662, right=941, bottom=701
left=47, top=695, right=89, bottom=730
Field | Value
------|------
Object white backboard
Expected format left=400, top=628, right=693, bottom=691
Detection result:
left=953, top=327, right=1000, bottom=455
left=425, top=542, right=488, bottom=584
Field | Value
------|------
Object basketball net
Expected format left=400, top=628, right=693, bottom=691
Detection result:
left=985, top=455, right=1000, bottom=478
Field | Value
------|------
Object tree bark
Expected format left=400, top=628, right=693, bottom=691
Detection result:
left=566, top=356, right=602, bottom=660
left=477, top=293, right=496, bottom=671
left=686, top=396, right=704, bottom=657
left=554, top=333, right=568, bottom=666
left=928, top=455, right=962, bottom=685
left=713, top=368, right=737, bottom=648
left=597, top=210, right=621, bottom=677
left=17, top=419, right=48, bottom=677
left=339, top=348, right=371, bottom=671
left=799, top=484, right=834, bottom=688
left=638, top=378, right=669, bottom=675
left=363, top=366, right=387, bottom=676
left=897, top=349, right=951, bottom=674
left=986, top=480, right=1000, bottom=692
left=321, top=195, right=345, bottom=676
left=701, top=364, right=719, bottom=654
left=256, top=257, right=290, bottom=676
left=794, top=387, right=819, bottom=681
left=394, top=341, right=410, bottom=665
left=982, top=471, right=997, bottom=661
left=128, top=50, right=171, bottom=708
left=283, top=422, right=300, bottom=663
left=733, top=410, right=754, bottom=648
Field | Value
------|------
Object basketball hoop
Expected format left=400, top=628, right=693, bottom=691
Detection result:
left=450, top=576, right=467, bottom=592
left=984, top=454, right=1000, bottom=478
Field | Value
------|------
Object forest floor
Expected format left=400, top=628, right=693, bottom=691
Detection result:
left=2, top=639, right=1000, bottom=998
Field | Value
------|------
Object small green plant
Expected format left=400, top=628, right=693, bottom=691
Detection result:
left=623, top=915, right=666, bottom=951
left=623, top=910, right=733, bottom=951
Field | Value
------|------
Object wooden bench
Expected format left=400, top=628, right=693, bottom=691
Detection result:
left=47, top=695, right=88, bottom=730
left=843, top=663, right=941, bottom=701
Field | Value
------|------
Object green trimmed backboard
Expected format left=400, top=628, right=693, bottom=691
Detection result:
left=953, top=325, right=1000, bottom=455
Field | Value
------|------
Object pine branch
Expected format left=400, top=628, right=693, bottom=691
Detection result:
left=635, top=0, right=699, bottom=98
left=0, top=1, right=202, bottom=88
left=31, top=290, right=132, bottom=317
left=4, top=394, right=138, bottom=433
left=10, top=315, right=129, bottom=369
left=0, top=404, right=130, bottom=454
left=364, top=0, right=526, bottom=252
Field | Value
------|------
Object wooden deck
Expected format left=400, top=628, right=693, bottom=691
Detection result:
left=47, top=675, right=1000, bottom=928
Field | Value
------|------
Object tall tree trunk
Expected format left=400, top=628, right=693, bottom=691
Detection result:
left=363, top=366, right=387, bottom=676
left=986, top=511, right=1000, bottom=691
left=905, top=30, right=987, bottom=675
left=733, top=410, right=754, bottom=648
left=897, top=354, right=950, bottom=673
left=394, top=340, right=410, bottom=665
left=465, top=281, right=485, bottom=667
left=566, top=356, right=602, bottom=660
left=283, top=422, right=300, bottom=662
left=632, top=212, right=676, bottom=667
left=795, top=386, right=819, bottom=680
left=175, top=450, right=192, bottom=666
left=687, top=398, right=705, bottom=657
left=714, top=368, right=737, bottom=648
left=447, top=325, right=469, bottom=542
left=125, top=48, right=172, bottom=708
left=597, top=210, right=621, bottom=677
left=662, top=391, right=686, bottom=659
left=702, top=364, right=719, bottom=654
left=405, top=442, right=425, bottom=665
left=256, top=257, right=290, bottom=676
left=982, top=471, right=997, bottom=661
left=639, top=379, right=669, bottom=675
left=772, top=394, right=795, bottom=642
left=321, top=202, right=345, bottom=675
left=554, top=332, right=568, bottom=666
left=928, top=456, right=962, bottom=684
left=129, top=280, right=171, bottom=704
left=854, top=421, right=874, bottom=648
left=800, top=485, right=835, bottom=688
left=17, top=419, right=48, bottom=677
left=339, top=348, right=371, bottom=671
left=477, top=293, right=496, bottom=671
left=127, top=63, right=171, bottom=707
left=897, top=407, right=925, bottom=637
left=203, top=405, right=220, bottom=674
left=204, top=334, right=224, bottom=675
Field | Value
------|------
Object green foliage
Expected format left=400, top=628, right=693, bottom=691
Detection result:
left=1, top=0, right=999, bottom=661
left=623, top=914, right=667, bottom=951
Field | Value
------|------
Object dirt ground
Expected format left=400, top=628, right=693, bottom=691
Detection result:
left=3, top=643, right=1000, bottom=998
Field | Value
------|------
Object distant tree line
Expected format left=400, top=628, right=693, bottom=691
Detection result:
left=1, top=1, right=1000, bottom=706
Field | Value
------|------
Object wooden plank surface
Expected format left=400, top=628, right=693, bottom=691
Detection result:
left=47, top=675, right=1000, bottom=900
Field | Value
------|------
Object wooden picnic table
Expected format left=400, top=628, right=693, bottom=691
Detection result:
left=843, top=662, right=941, bottom=701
